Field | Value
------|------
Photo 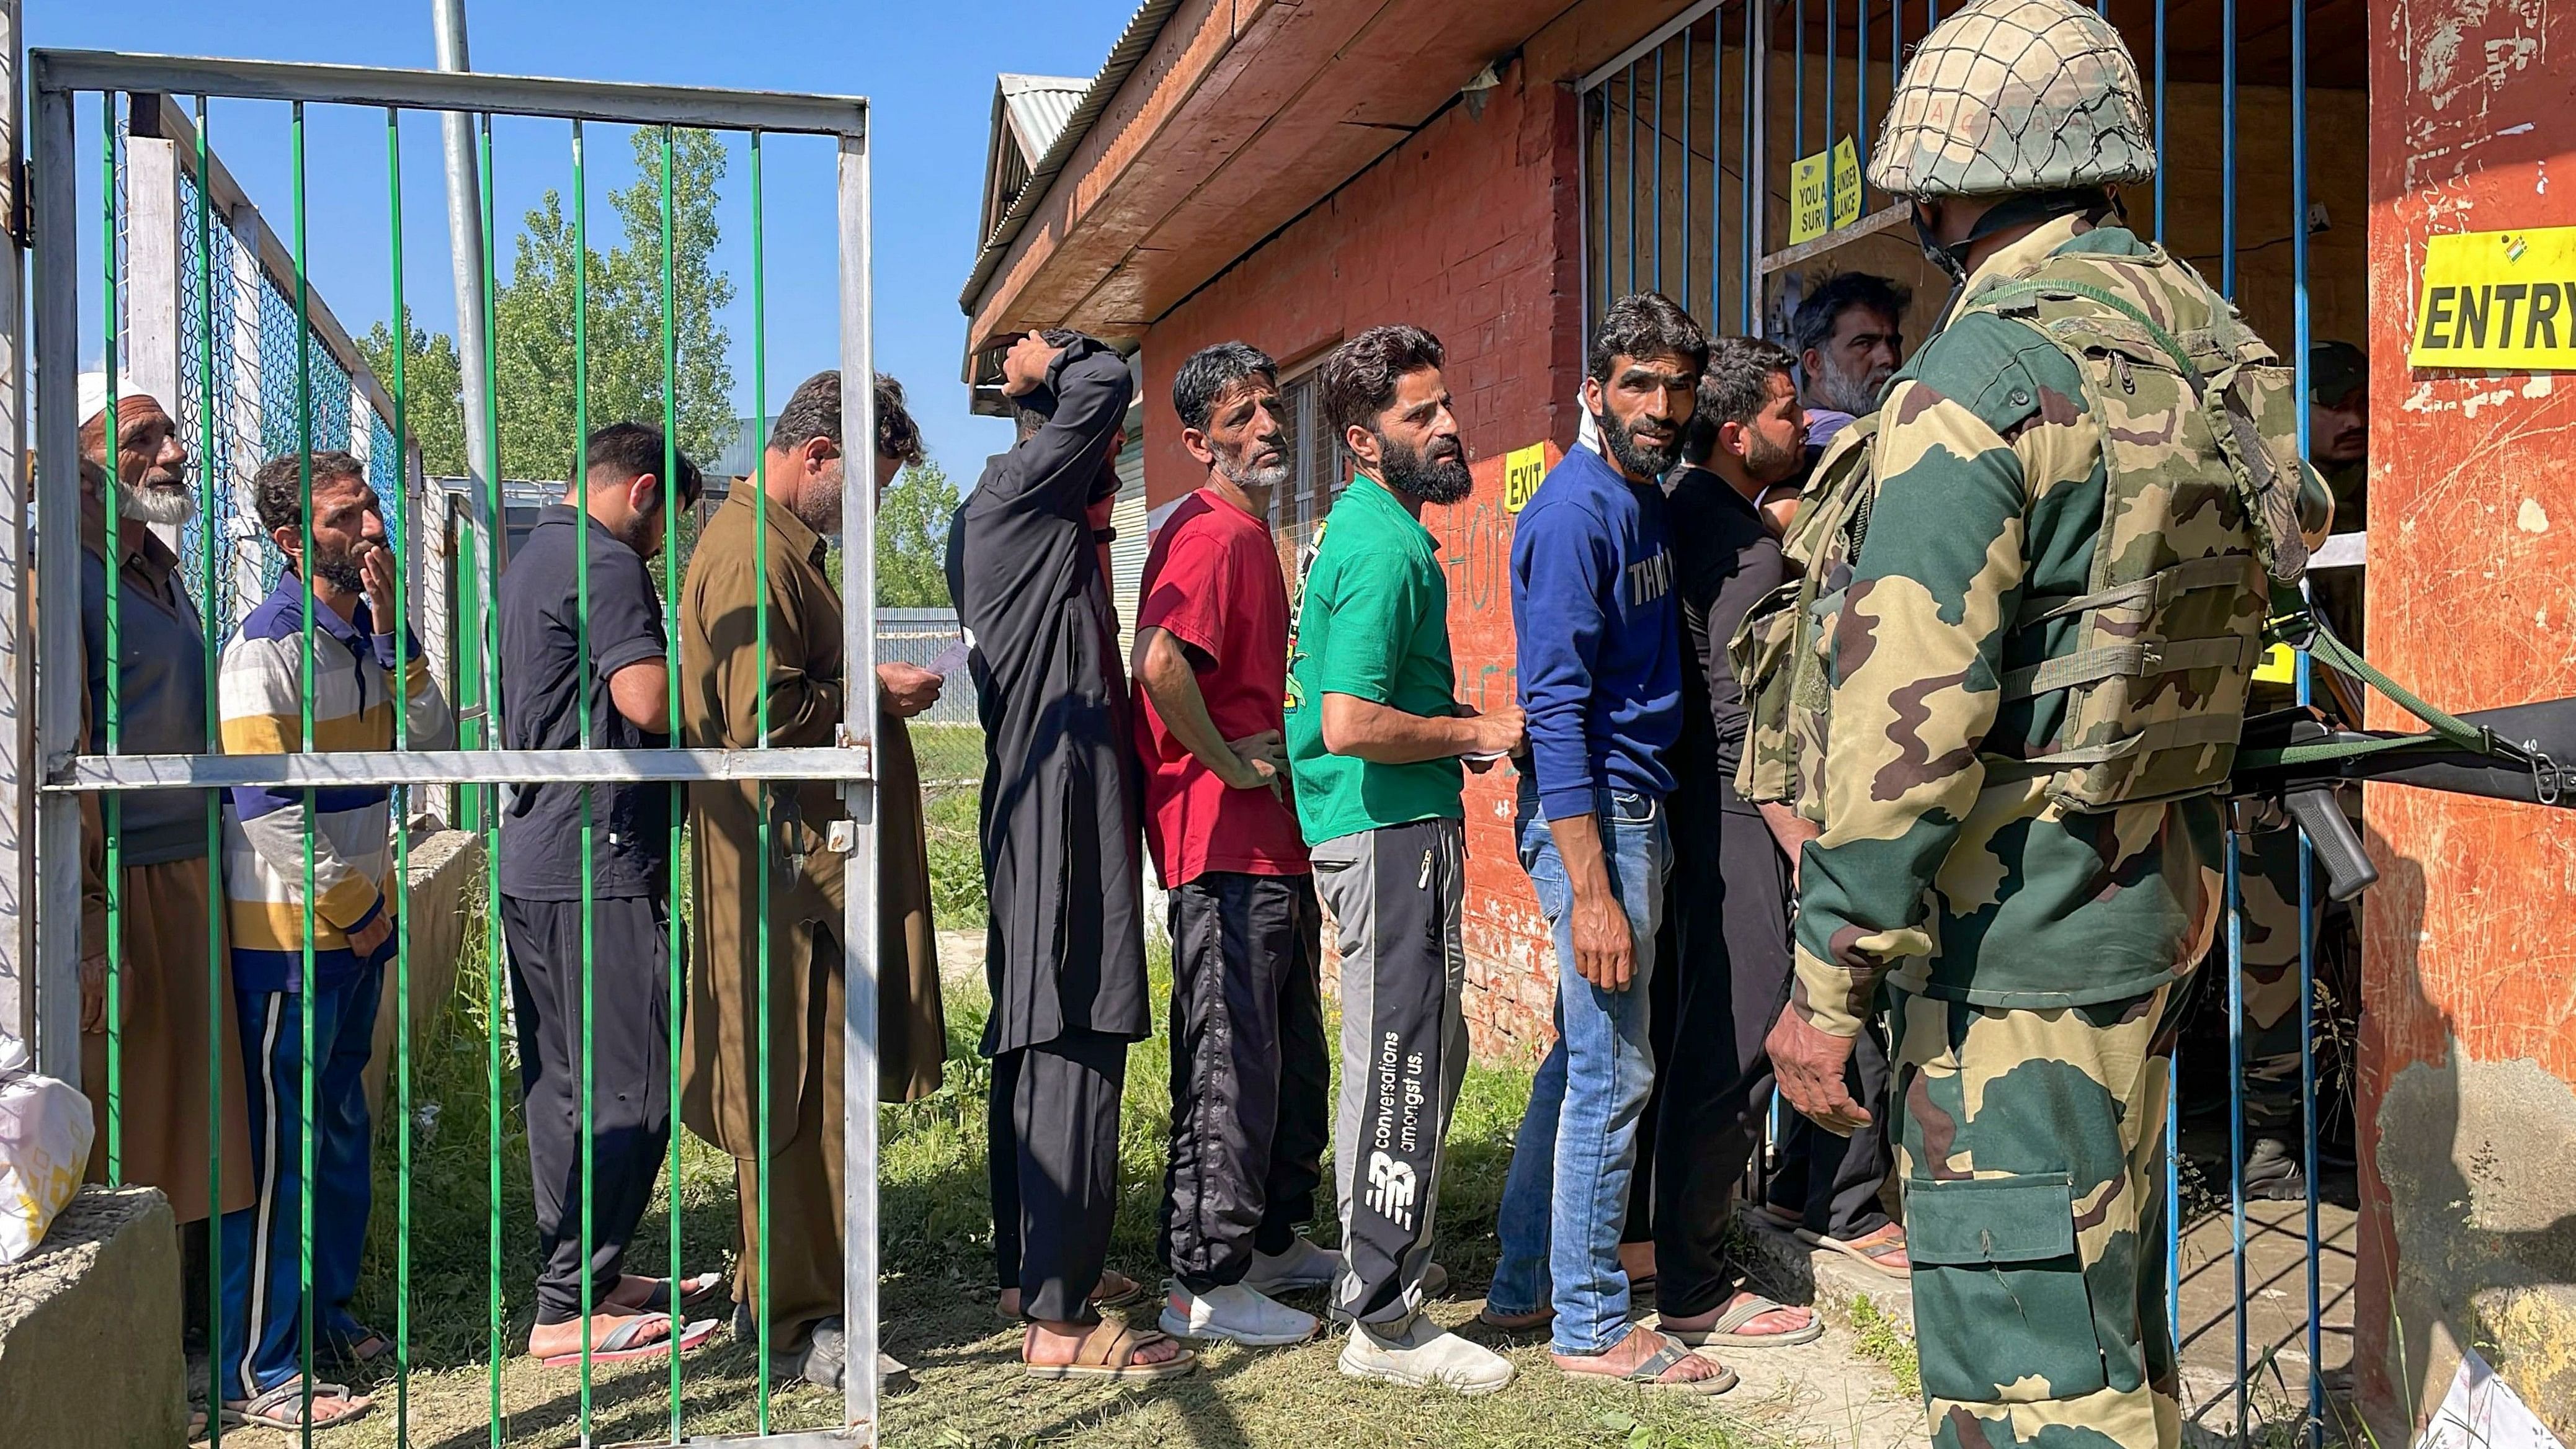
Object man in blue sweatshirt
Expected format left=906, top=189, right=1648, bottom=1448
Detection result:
left=1483, top=293, right=1727, bottom=1393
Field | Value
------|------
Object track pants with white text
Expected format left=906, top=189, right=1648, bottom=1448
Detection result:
left=1312, top=818, right=1468, bottom=1327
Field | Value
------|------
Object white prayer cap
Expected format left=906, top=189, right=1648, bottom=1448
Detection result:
left=78, top=370, right=156, bottom=429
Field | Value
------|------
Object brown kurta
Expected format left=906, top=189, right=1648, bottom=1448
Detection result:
left=78, top=508, right=254, bottom=1224
left=678, top=484, right=945, bottom=1168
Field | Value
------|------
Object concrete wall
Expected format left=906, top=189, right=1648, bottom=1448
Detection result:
left=0, top=1185, right=187, bottom=1447
left=360, top=827, right=484, bottom=1124
left=2357, top=0, right=2576, bottom=1432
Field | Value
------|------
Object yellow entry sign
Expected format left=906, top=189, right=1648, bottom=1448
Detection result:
left=1789, top=137, right=1863, bottom=245
left=1504, top=443, right=1549, bottom=514
left=2410, top=226, right=2576, bottom=371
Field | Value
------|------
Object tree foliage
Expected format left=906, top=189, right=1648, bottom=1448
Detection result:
left=357, top=309, right=468, bottom=479
left=363, top=128, right=736, bottom=489
left=876, top=460, right=959, bottom=607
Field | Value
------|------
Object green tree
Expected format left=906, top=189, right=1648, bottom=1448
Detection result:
left=373, top=128, right=736, bottom=490
left=876, top=460, right=959, bottom=607
left=490, top=127, right=737, bottom=482
left=357, top=308, right=467, bottom=478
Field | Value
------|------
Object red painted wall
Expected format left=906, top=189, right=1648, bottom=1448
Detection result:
left=1141, top=58, right=1584, bottom=1056
left=2358, top=0, right=2576, bottom=1429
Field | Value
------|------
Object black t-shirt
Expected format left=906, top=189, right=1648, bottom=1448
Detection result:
left=497, top=505, right=672, bottom=900
left=1665, top=466, right=1788, bottom=811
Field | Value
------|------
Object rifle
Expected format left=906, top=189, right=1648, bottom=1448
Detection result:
left=2227, top=610, right=2574, bottom=903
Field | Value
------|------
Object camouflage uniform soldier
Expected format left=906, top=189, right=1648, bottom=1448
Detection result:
left=1759, top=2, right=2332, bottom=1445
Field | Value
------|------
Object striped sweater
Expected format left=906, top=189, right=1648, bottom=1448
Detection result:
left=219, top=571, right=453, bottom=991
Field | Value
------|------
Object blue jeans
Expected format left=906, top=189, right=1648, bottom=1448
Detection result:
left=1489, top=788, right=1669, bottom=1355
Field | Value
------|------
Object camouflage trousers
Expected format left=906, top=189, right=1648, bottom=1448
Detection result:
left=1891, top=981, right=2185, bottom=1449
left=2229, top=826, right=2313, bottom=1133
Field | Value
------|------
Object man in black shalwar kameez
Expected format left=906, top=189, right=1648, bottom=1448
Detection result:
left=947, top=331, right=1190, bottom=1380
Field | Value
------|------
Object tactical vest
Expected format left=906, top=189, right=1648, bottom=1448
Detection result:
left=1731, top=246, right=2315, bottom=819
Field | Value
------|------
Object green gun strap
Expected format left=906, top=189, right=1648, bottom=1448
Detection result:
left=1997, top=633, right=2260, bottom=702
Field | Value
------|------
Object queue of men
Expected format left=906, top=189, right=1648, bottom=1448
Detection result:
left=66, top=0, right=2372, bottom=1439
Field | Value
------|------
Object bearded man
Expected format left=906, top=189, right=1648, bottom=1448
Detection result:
left=1287, top=324, right=1521, bottom=1394
left=74, top=375, right=256, bottom=1348
left=1480, top=292, right=1735, bottom=1394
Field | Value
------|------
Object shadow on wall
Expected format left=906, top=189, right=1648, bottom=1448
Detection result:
left=2362, top=821, right=2576, bottom=1439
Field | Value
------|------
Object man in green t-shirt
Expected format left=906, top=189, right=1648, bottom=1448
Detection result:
left=1287, top=324, right=1522, bottom=1396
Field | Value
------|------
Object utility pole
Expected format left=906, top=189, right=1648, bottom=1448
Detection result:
left=431, top=0, right=496, bottom=531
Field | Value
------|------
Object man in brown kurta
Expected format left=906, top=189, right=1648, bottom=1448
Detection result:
left=679, top=370, right=945, bottom=1390
left=76, top=377, right=254, bottom=1237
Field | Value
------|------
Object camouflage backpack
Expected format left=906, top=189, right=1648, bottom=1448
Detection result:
left=1731, top=246, right=2315, bottom=819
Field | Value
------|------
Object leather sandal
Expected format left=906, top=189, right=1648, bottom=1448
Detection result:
left=1022, top=1321, right=1198, bottom=1382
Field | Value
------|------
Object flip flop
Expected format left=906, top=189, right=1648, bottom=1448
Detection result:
left=1557, top=1331, right=1738, bottom=1397
left=222, top=1377, right=373, bottom=1431
left=622, top=1271, right=728, bottom=1314
left=1798, top=1223, right=1911, bottom=1279
left=537, top=1313, right=718, bottom=1368
left=1660, top=1294, right=1824, bottom=1349
left=1023, top=1321, right=1198, bottom=1383
left=321, top=1325, right=396, bottom=1368
left=1476, top=1303, right=1555, bottom=1332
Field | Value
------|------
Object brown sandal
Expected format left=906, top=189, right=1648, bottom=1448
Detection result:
left=1799, top=1222, right=1910, bottom=1278
left=1022, top=1320, right=1198, bottom=1382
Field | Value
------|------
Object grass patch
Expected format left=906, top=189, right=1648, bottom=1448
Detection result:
left=1845, top=1294, right=1919, bottom=1402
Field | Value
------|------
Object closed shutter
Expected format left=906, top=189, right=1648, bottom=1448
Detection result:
left=1111, top=435, right=1149, bottom=670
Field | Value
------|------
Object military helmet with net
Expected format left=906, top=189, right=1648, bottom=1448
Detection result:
left=1869, top=0, right=2156, bottom=198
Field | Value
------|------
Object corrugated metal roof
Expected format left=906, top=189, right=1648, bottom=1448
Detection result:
left=996, top=73, right=1084, bottom=162
left=960, top=0, right=1188, bottom=316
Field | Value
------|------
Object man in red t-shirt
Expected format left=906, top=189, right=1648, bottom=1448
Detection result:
left=1133, top=342, right=1332, bottom=1350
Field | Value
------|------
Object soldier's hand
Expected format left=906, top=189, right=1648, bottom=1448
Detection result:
left=1570, top=885, right=1636, bottom=991
left=1767, top=1005, right=1869, bottom=1135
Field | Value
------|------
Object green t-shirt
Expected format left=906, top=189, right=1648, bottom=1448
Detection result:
left=1285, top=475, right=1464, bottom=844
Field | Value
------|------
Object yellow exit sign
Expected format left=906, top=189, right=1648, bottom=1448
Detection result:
left=1504, top=443, right=1548, bottom=513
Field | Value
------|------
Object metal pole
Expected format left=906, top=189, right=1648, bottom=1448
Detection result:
left=430, top=0, right=497, bottom=553
left=0, top=0, right=33, bottom=1050
left=30, top=74, right=84, bottom=1080
left=838, top=122, right=883, bottom=1443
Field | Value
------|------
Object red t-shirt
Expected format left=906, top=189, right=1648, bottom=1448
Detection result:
left=1133, top=488, right=1311, bottom=886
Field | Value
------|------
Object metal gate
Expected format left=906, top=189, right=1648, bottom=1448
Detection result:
left=1577, top=2, right=2356, bottom=1443
left=14, top=49, right=889, bottom=1446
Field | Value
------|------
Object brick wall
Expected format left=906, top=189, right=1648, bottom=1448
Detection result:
left=1143, top=56, right=1581, bottom=1058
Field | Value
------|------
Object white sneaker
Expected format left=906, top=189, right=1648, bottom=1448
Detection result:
left=1244, top=1235, right=1342, bottom=1293
left=1159, top=1282, right=1318, bottom=1347
left=1339, top=1316, right=1514, bottom=1396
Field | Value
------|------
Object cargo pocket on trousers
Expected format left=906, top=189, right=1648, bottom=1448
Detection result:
left=1903, top=1170, right=2108, bottom=1404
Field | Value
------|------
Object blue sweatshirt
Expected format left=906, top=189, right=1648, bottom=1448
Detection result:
left=1509, top=441, right=1682, bottom=820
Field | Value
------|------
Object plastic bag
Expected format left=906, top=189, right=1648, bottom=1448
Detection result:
left=0, top=1034, right=94, bottom=1264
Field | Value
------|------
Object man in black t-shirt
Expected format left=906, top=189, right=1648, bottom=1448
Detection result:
left=498, top=422, right=713, bottom=1365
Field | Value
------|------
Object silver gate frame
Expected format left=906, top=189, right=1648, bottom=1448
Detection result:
left=25, top=50, right=885, bottom=1443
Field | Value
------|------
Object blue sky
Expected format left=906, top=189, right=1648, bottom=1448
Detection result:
left=39, top=0, right=1134, bottom=476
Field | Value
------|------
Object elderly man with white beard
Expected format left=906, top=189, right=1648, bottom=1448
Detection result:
left=74, top=374, right=259, bottom=1265
left=1783, top=274, right=1910, bottom=527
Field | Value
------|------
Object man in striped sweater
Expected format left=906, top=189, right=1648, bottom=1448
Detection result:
left=213, top=448, right=451, bottom=1432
